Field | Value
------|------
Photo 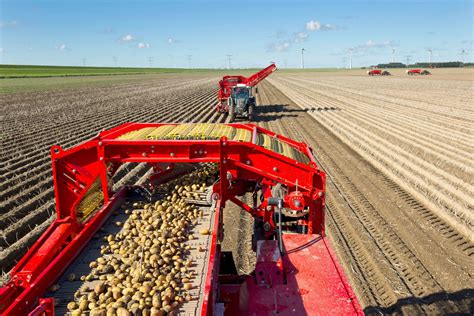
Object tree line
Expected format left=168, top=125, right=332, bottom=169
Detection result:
left=371, top=61, right=472, bottom=68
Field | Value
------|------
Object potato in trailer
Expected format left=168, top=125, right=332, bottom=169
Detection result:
left=0, top=122, right=363, bottom=315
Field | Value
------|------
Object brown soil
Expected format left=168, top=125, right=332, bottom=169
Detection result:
left=254, top=80, right=473, bottom=315
left=1, top=72, right=472, bottom=314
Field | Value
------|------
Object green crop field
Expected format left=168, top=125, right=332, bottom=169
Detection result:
left=0, top=64, right=351, bottom=78
left=0, top=64, right=230, bottom=78
left=0, top=64, right=361, bottom=93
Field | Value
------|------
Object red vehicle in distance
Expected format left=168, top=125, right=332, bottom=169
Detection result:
left=367, top=69, right=391, bottom=76
left=406, top=68, right=431, bottom=75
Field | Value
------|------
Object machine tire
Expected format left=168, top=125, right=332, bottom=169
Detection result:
left=248, top=104, right=255, bottom=121
left=229, top=100, right=236, bottom=122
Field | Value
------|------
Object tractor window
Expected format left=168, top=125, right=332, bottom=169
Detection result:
left=234, top=88, right=249, bottom=98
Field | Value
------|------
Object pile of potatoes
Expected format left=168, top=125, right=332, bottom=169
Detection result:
left=66, top=165, right=219, bottom=316
left=159, top=164, right=218, bottom=198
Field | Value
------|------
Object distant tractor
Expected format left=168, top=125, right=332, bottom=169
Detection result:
left=217, top=63, right=277, bottom=122
left=406, top=68, right=431, bottom=75
left=367, top=69, right=391, bottom=76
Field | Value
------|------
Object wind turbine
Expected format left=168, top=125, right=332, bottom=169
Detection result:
left=427, top=48, right=433, bottom=64
left=301, top=48, right=306, bottom=69
left=187, top=55, right=192, bottom=69
left=404, top=55, right=411, bottom=67
left=349, top=48, right=353, bottom=69
left=392, top=48, right=396, bottom=63
left=460, top=49, right=468, bottom=63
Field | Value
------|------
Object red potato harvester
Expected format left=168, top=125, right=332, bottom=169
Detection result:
left=406, top=68, right=431, bottom=75
left=217, top=64, right=277, bottom=122
left=0, top=122, right=363, bottom=315
left=367, top=69, right=391, bottom=76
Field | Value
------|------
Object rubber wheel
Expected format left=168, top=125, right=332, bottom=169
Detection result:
left=248, top=104, right=255, bottom=121
left=229, top=100, right=235, bottom=122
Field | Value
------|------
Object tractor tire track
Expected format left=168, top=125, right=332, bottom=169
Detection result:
left=0, top=77, right=219, bottom=274
left=256, top=80, right=473, bottom=315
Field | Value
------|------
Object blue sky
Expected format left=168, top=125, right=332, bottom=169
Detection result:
left=0, top=0, right=472, bottom=68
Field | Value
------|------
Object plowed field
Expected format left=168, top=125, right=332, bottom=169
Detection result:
left=1, top=69, right=472, bottom=314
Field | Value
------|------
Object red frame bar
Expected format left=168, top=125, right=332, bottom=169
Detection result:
left=1, top=188, right=127, bottom=315
left=0, top=123, right=325, bottom=315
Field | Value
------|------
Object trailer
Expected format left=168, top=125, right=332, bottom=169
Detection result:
left=406, top=68, right=431, bottom=75
left=0, top=123, right=362, bottom=315
left=367, top=69, right=391, bottom=76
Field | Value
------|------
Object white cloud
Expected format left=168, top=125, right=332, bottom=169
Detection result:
left=267, top=19, right=337, bottom=52
left=278, top=42, right=290, bottom=51
left=356, top=40, right=394, bottom=50
left=294, top=32, right=308, bottom=43
left=368, top=40, right=378, bottom=47
left=266, top=41, right=291, bottom=52
left=267, top=31, right=308, bottom=52
left=0, top=48, right=4, bottom=54
left=137, top=42, right=150, bottom=49
left=167, top=37, right=180, bottom=44
left=322, top=23, right=337, bottom=30
left=306, top=20, right=337, bottom=31
left=306, top=20, right=321, bottom=31
left=120, top=34, right=135, bottom=42
left=56, top=44, right=68, bottom=51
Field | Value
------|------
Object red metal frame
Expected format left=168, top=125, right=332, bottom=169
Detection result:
left=407, top=68, right=422, bottom=74
left=367, top=69, right=382, bottom=75
left=0, top=122, right=363, bottom=315
left=0, top=188, right=127, bottom=315
left=406, top=68, right=431, bottom=75
left=367, top=69, right=391, bottom=76
left=217, top=64, right=277, bottom=112
left=219, top=235, right=363, bottom=315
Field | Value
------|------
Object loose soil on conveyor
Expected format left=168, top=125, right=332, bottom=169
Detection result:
left=1, top=71, right=473, bottom=315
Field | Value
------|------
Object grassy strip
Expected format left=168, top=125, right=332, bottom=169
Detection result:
left=0, top=74, right=177, bottom=94
left=0, top=65, right=235, bottom=78
left=0, top=64, right=352, bottom=78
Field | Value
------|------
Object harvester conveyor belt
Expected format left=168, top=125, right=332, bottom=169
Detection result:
left=46, top=190, right=216, bottom=315
left=116, top=123, right=310, bottom=164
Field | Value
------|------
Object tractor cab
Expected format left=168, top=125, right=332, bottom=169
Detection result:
left=232, top=86, right=250, bottom=110
left=229, top=84, right=256, bottom=120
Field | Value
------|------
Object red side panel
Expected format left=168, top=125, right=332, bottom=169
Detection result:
left=242, top=235, right=363, bottom=315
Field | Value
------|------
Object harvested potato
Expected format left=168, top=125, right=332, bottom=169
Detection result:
left=65, top=165, right=219, bottom=314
